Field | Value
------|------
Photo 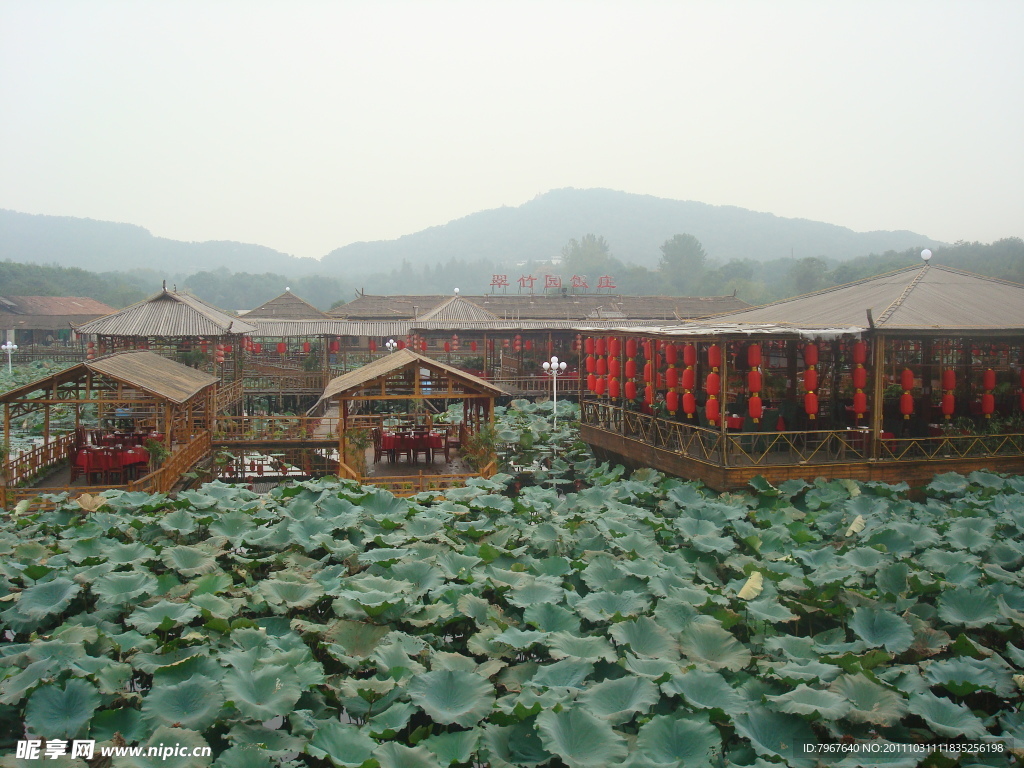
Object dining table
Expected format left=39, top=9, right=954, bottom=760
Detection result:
left=380, top=431, right=444, bottom=463
left=75, top=445, right=150, bottom=482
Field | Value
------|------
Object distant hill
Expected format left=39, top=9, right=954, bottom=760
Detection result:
left=321, top=188, right=945, bottom=272
left=0, top=209, right=320, bottom=275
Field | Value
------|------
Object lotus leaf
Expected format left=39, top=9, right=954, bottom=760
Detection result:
left=679, top=622, right=752, bottom=671
left=849, top=606, right=914, bottom=653
left=161, top=545, right=221, bottom=577
left=576, top=674, right=659, bottom=724
left=662, top=668, right=746, bottom=713
left=636, top=713, right=721, bottom=767
left=907, top=691, right=989, bottom=738
left=142, top=674, right=224, bottom=731
left=829, top=673, right=908, bottom=726
left=732, top=707, right=817, bottom=768
left=937, top=586, right=1001, bottom=627
left=766, top=684, right=851, bottom=719
left=407, top=668, right=495, bottom=727
left=25, top=678, right=99, bottom=738
left=536, top=706, right=628, bottom=768
left=307, top=721, right=377, bottom=766
left=127, top=600, right=201, bottom=634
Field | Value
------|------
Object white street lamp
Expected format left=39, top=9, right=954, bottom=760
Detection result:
left=1, top=341, right=17, bottom=375
left=542, top=355, right=568, bottom=428
left=385, top=339, right=398, bottom=353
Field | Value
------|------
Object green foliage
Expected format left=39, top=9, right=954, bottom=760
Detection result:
left=0, top=454, right=1022, bottom=760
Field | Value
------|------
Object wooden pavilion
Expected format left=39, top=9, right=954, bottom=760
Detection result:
left=1, top=351, right=219, bottom=506
left=315, top=348, right=508, bottom=482
left=578, top=263, right=1024, bottom=490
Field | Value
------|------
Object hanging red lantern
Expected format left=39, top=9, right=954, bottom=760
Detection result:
left=665, top=344, right=677, bottom=365
left=596, top=338, right=606, bottom=356
left=983, top=369, right=996, bottom=391
left=683, top=344, right=697, bottom=367
left=682, top=368, right=696, bottom=390
left=642, top=339, right=652, bottom=358
left=256, top=463, right=264, bottom=476
left=420, top=340, right=427, bottom=352
left=853, top=367, right=868, bottom=390
left=502, top=338, right=510, bottom=349
left=329, top=339, right=340, bottom=353
left=803, top=343, right=819, bottom=366
left=942, top=369, right=956, bottom=391
left=303, top=341, right=311, bottom=353
left=200, top=340, right=209, bottom=354
left=706, top=372, right=721, bottom=397
left=901, top=368, right=914, bottom=391
left=747, top=344, right=762, bottom=368
left=644, top=385, right=654, bottom=405
left=706, top=397, right=720, bottom=425
left=524, top=339, right=532, bottom=351
left=982, top=393, right=995, bottom=416
left=276, top=341, right=286, bottom=354
left=747, top=369, right=762, bottom=393
left=587, top=373, right=596, bottom=392
left=804, top=392, right=819, bottom=419
left=804, top=368, right=818, bottom=393
left=666, top=367, right=679, bottom=388
left=396, top=340, right=406, bottom=349
left=254, top=343, right=262, bottom=353
left=683, top=392, right=696, bottom=417
left=585, top=355, right=596, bottom=373
left=852, top=341, right=867, bottom=365
left=748, top=395, right=763, bottom=422
left=900, top=392, right=914, bottom=418
left=643, top=361, right=653, bottom=382
left=941, top=393, right=955, bottom=418
left=666, top=390, right=679, bottom=413
left=624, top=359, right=637, bottom=379
left=609, top=338, right=621, bottom=356
left=853, top=391, right=868, bottom=417
left=608, top=377, right=621, bottom=398
left=444, top=342, right=451, bottom=353
left=596, top=357, right=607, bottom=375
left=608, top=356, right=621, bottom=377
left=625, top=380, right=637, bottom=400
left=625, top=338, right=637, bottom=358
left=470, top=341, right=478, bottom=352
left=595, top=376, right=606, bottom=396
left=585, top=337, right=595, bottom=355
left=708, top=344, right=721, bottom=369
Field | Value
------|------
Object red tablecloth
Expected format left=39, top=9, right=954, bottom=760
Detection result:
left=726, top=416, right=744, bottom=430
left=381, top=432, right=443, bottom=460
left=76, top=446, right=150, bottom=474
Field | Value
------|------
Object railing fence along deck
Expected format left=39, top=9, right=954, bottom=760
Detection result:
left=2, top=432, right=77, bottom=489
left=213, top=415, right=339, bottom=442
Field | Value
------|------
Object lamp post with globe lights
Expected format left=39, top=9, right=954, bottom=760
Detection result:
left=1, top=341, right=17, bottom=375
left=542, top=356, right=568, bottom=428
left=385, top=339, right=398, bottom=354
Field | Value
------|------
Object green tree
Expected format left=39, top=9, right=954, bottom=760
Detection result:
left=789, top=256, right=829, bottom=295
left=657, top=234, right=707, bottom=294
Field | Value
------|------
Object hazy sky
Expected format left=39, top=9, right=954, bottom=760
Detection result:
left=1, top=1, right=1021, bottom=259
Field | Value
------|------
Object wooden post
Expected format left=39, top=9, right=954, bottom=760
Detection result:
left=870, top=334, right=886, bottom=459
left=339, top=398, right=348, bottom=471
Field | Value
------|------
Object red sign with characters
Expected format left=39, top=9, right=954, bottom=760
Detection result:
left=597, top=275, right=616, bottom=290
left=571, top=274, right=589, bottom=290
left=544, top=274, right=562, bottom=289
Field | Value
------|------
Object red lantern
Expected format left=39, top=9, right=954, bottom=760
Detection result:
left=942, top=369, right=956, bottom=391
left=625, top=338, right=637, bottom=358
left=596, top=338, right=606, bottom=356
left=682, top=368, right=696, bottom=390
left=276, top=342, right=286, bottom=354
left=683, top=392, right=696, bottom=417
left=420, top=340, right=427, bottom=353
left=666, top=367, right=679, bottom=388
left=804, top=392, right=819, bottom=419
left=900, top=392, right=914, bottom=418
left=585, top=355, right=596, bottom=373
left=368, top=340, right=377, bottom=352
left=747, top=369, right=762, bottom=393
left=803, top=343, right=819, bottom=366
left=329, top=339, right=340, bottom=353
left=524, top=339, right=532, bottom=351
left=706, top=372, right=721, bottom=397
left=852, top=341, right=867, bottom=365
left=683, top=344, right=697, bottom=367
left=853, top=367, right=868, bottom=390
left=397, top=340, right=406, bottom=349
left=625, top=360, right=637, bottom=379
left=608, top=377, right=621, bottom=398
left=941, top=393, right=955, bottom=418
left=707, top=344, right=721, bottom=369
left=587, top=373, right=596, bottom=392
left=596, top=357, right=608, bottom=375
left=444, top=342, right=451, bottom=353
left=200, top=340, right=209, bottom=354
left=804, top=368, right=818, bottom=392
left=747, top=344, right=762, bottom=368
left=644, top=385, right=654, bottom=405
left=853, top=391, right=868, bottom=417
left=748, top=395, right=763, bottom=422
left=666, top=390, right=679, bottom=413
left=982, top=393, right=995, bottom=416
left=706, top=397, right=720, bottom=425
left=584, top=337, right=595, bottom=355
left=595, top=376, right=606, bottom=396
left=470, top=341, right=478, bottom=352
left=609, top=357, right=621, bottom=377
left=665, top=344, right=677, bottom=365
left=609, top=338, right=621, bottom=356
left=643, top=361, right=653, bottom=382
left=625, top=381, right=637, bottom=400
left=642, top=340, right=652, bottom=358
left=901, top=368, right=914, bottom=391
left=303, top=341, right=311, bottom=353
left=983, top=369, right=996, bottom=391
left=256, top=463, right=264, bottom=476
left=254, top=343, right=262, bottom=353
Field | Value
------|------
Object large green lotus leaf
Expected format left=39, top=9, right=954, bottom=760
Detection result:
left=161, top=545, right=221, bottom=577
left=661, top=668, right=745, bottom=714
left=18, top=577, right=80, bottom=620
left=507, top=578, right=565, bottom=608
left=766, top=684, right=851, bottom=719
left=25, top=678, right=100, bottom=738
left=937, top=587, right=1001, bottom=628
left=222, top=664, right=302, bottom=721
left=390, top=561, right=445, bottom=595
left=0, top=658, right=55, bottom=705
left=745, top=597, right=798, bottom=623
left=875, top=563, right=910, bottom=596
left=679, top=622, right=751, bottom=671
left=849, top=606, right=914, bottom=653
left=494, top=628, right=547, bottom=650
left=142, top=675, right=224, bottom=731
left=122, top=726, right=212, bottom=768
left=575, top=590, right=649, bottom=622
left=545, top=632, right=616, bottom=663
left=93, top=569, right=159, bottom=604
left=189, top=592, right=242, bottom=619
left=126, top=600, right=201, bottom=634
left=101, top=540, right=156, bottom=565
left=208, top=511, right=257, bottom=544
left=422, top=729, right=479, bottom=766
left=609, top=616, right=679, bottom=659
left=159, top=509, right=198, bottom=535
left=623, top=654, right=680, bottom=680
left=923, top=657, right=1013, bottom=697
left=318, top=619, right=392, bottom=659
left=840, top=547, right=886, bottom=572
left=373, top=742, right=443, bottom=768
left=257, top=575, right=324, bottom=611
left=536, top=707, right=628, bottom=768
left=907, top=692, right=989, bottom=738
left=90, top=707, right=148, bottom=743
left=732, top=707, right=818, bottom=768
left=306, top=721, right=377, bottom=767
left=529, top=659, right=594, bottom=690
left=406, top=669, right=495, bottom=727
left=524, top=602, right=580, bottom=633
left=190, top=570, right=234, bottom=596
left=766, top=659, right=844, bottom=684
left=214, top=746, right=275, bottom=768
left=482, top=720, right=551, bottom=768
left=828, top=674, right=907, bottom=726
left=576, top=675, right=659, bottom=724
left=946, top=523, right=993, bottom=553
left=636, top=713, right=721, bottom=767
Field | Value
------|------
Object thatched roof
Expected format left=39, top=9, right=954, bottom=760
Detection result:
left=0, top=295, right=117, bottom=330
left=318, top=348, right=508, bottom=404
left=75, top=289, right=257, bottom=337
left=416, top=296, right=499, bottom=322
left=709, top=264, right=1024, bottom=334
left=245, top=290, right=328, bottom=320
left=0, top=350, right=218, bottom=405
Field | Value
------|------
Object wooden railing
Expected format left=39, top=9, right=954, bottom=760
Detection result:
left=213, top=415, right=339, bottom=442
left=130, top=432, right=212, bottom=494
left=879, top=431, right=1024, bottom=461
left=243, top=371, right=331, bottom=392
left=8, top=345, right=88, bottom=364
left=491, top=375, right=583, bottom=396
left=3, top=433, right=77, bottom=488
left=215, top=380, right=244, bottom=412
left=357, top=461, right=496, bottom=498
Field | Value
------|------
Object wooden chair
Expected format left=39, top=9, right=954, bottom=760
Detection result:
left=102, top=449, right=124, bottom=485
left=371, top=428, right=384, bottom=464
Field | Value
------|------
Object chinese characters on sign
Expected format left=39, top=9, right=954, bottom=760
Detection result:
left=489, top=274, right=510, bottom=292
left=491, top=274, right=616, bottom=293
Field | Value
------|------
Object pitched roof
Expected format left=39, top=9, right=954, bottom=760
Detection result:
left=75, top=289, right=257, bottom=337
left=329, top=293, right=748, bottom=321
left=0, top=350, right=218, bottom=405
left=318, top=347, right=508, bottom=404
left=416, top=296, right=499, bottom=322
left=709, top=264, right=1024, bottom=333
left=0, top=295, right=117, bottom=330
left=244, top=290, right=328, bottom=320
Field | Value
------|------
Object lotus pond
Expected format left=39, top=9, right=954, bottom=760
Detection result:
left=1, top=406, right=1023, bottom=766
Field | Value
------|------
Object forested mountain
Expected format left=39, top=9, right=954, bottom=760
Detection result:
left=321, top=188, right=945, bottom=272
